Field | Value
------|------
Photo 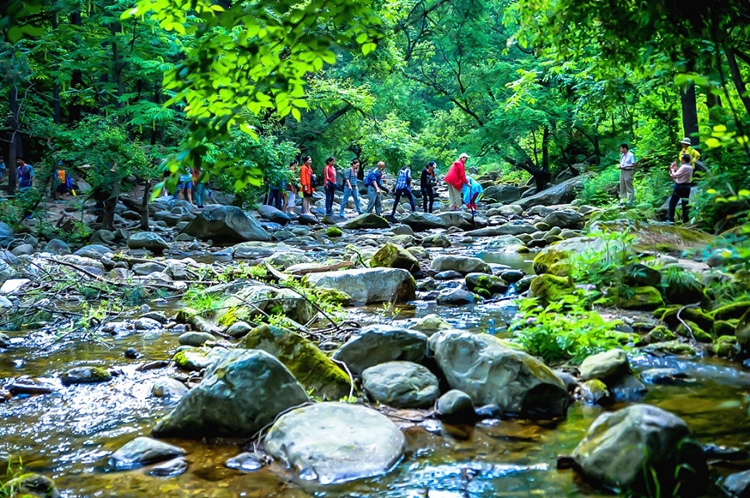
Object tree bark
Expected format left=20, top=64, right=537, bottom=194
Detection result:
left=541, top=125, right=550, bottom=172
left=8, top=84, right=21, bottom=194
left=680, top=83, right=699, bottom=144
left=706, top=92, right=722, bottom=122
left=69, top=11, right=83, bottom=123
left=724, top=43, right=750, bottom=116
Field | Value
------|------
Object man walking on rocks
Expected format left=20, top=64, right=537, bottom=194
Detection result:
left=364, top=162, right=386, bottom=216
left=391, top=164, right=416, bottom=218
left=617, top=143, right=636, bottom=205
left=445, top=153, right=469, bottom=210
left=421, top=161, right=437, bottom=213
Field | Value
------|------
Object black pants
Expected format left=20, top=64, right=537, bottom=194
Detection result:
left=267, top=187, right=282, bottom=210
left=667, top=184, right=691, bottom=222
left=324, top=183, right=336, bottom=215
left=422, top=187, right=435, bottom=213
left=392, top=188, right=416, bottom=215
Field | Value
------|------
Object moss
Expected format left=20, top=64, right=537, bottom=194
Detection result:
left=370, top=242, right=419, bottom=272
left=475, top=287, right=492, bottom=299
left=710, top=301, right=750, bottom=321
left=712, top=320, right=736, bottom=337
left=676, top=320, right=713, bottom=343
left=620, top=286, right=664, bottom=311
left=643, top=340, right=696, bottom=356
left=528, top=274, right=574, bottom=306
left=243, top=324, right=351, bottom=400
left=4, top=473, right=58, bottom=498
left=532, top=249, right=571, bottom=275
left=326, top=226, right=343, bottom=237
left=311, top=287, right=353, bottom=306
left=658, top=307, right=714, bottom=332
left=172, top=347, right=210, bottom=371
left=593, top=221, right=715, bottom=252
left=643, top=325, right=676, bottom=344
left=712, top=336, right=739, bottom=358
left=518, top=245, right=530, bottom=253
left=476, top=275, right=491, bottom=288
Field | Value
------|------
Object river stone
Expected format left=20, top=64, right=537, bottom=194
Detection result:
left=61, top=366, right=112, bottom=386
left=430, top=255, right=491, bottom=275
left=434, top=270, right=462, bottom=280
left=226, top=321, right=252, bottom=338
left=620, top=286, right=664, bottom=311
left=436, top=389, right=475, bottom=421
left=232, top=241, right=289, bottom=259
left=500, top=269, right=525, bottom=283
left=74, top=244, right=111, bottom=260
left=422, top=233, right=452, bottom=248
left=0, top=332, right=10, bottom=348
left=132, top=262, right=167, bottom=276
left=723, top=469, right=750, bottom=497
left=306, top=268, right=416, bottom=304
left=370, top=243, right=419, bottom=273
left=216, top=284, right=316, bottom=325
left=579, top=379, right=610, bottom=405
left=333, top=325, right=427, bottom=375
left=410, top=314, right=452, bottom=336
left=465, top=223, right=537, bottom=237
left=264, top=402, right=405, bottom=484
left=109, top=437, right=186, bottom=470
left=127, top=232, right=169, bottom=253
left=391, top=224, right=414, bottom=236
left=465, top=273, right=509, bottom=294
left=183, top=206, right=271, bottom=243
left=436, top=211, right=475, bottom=230
left=579, top=349, right=629, bottom=382
left=257, top=205, right=291, bottom=225
left=436, top=287, right=475, bottom=305
left=362, top=361, right=439, bottom=408
left=541, top=210, right=584, bottom=229
left=11, top=243, right=34, bottom=256
left=243, top=325, right=350, bottom=400
left=428, top=330, right=568, bottom=417
left=152, top=377, right=188, bottom=399
left=178, top=332, right=215, bottom=347
left=153, top=350, right=309, bottom=438
left=512, top=176, right=584, bottom=209
left=135, top=317, right=162, bottom=330
left=338, top=213, right=390, bottom=229
left=401, top=212, right=448, bottom=231
left=226, top=452, right=264, bottom=472
left=149, top=457, right=188, bottom=477
left=572, top=404, right=707, bottom=493
left=2, top=474, right=59, bottom=498
left=483, top=185, right=521, bottom=203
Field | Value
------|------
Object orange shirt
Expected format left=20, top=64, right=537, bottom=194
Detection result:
left=300, top=164, right=314, bottom=194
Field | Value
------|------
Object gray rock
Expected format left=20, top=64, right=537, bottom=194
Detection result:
left=225, top=452, right=264, bottom=472
left=436, top=211, right=475, bottom=230
left=401, top=212, right=448, bottom=231
left=484, top=235, right=524, bottom=249
left=265, top=402, right=405, bottom=484
left=44, top=239, right=71, bottom=255
left=465, top=224, right=537, bottom=237
left=127, top=232, right=169, bottom=253
left=483, top=185, right=521, bottom=203
left=153, top=350, right=309, bottom=437
left=723, top=469, right=750, bottom=497
left=572, top=404, right=707, bottom=492
left=109, top=437, right=186, bottom=470
left=428, top=330, right=568, bottom=417
left=183, top=206, right=271, bottom=243
left=333, top=325, right=427, bottom=375
left=11, top=244, right=34, bottom=256
left=512, top=176, right=584, bottom=209
left=431, top=255, right=491, bottom=275
left=257, top=205, right=291, bottom=225
left=135, top=317, right=162, bottom=330
left=579, top=379, right=611, bottom=405
left=61, top=366, right=112, bottom=386
left=436, top=389, right=475, bottom=421
left=306, top=268, right=416, bottom=304
left=579, top=349, right=629, bottom=382
left=422, top=233, right=452, bottom=248
left=541, top=210, right=584, bottom=229
left=410, top=314, right=452, bottom=336
left=0, top=332, right=10, bottom=348
left=362, top=361, right=439, bottom=408
left=391, top=224, right=414, bottom=236
left=232, top=241, right=288, bottom=259
left=149, top=457, right=188, bottom=477
left=437, top=288, right=475, bottom=305
left=152, top=378, right=188, bottom=399
left=500, top=269, right=525, bottom=283
left=338, top=213, right=390, bottom=230
left=225, top=321, right=252, bottom=338
left=178, top=332, right=215, bottom=347
left=434, top=270, right=463, bottom=280
left=74, top=244, right=112, bottom=259
left=216, top=284, right=316, bottom=325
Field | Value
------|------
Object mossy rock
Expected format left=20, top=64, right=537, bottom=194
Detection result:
left=620, top=286, right=664, bottom=311
left=712, top=320, right=736, bottom=337
left=172, top=347, right=211, bottom=371
left=643, top=340, right=696, bottom=356
left=643, top=325, right=676, bottom=344
left=710, top=301, right=750, bottom=321
left=326, top=226, right=344, bottom=238
left=243, top=324, right=351, bottom=400
left=475, top=287, right=492, bottom=299
left=528, top=274, right=574, bottom=306
left=310, top=287, right=353, bottom=307
left=60, top=366, right=112, bottom=386
left=591, top=220, right=715, bottom=252
left=370, top=242, right=419, bottom=273
left=676, top=320, right=713, bottom=343
left=548, top=262, right=572, bottom=277
left=664, top=274, right=706, bottom=305
left=3, top=473, right=59, bottom=498
left=712, top=336, right=739, bottom=358
left=532, top=249, right=570, bottom=275
left=518, top=245, right=530, bottom=253
left=658, top=307, right=714, bottom=332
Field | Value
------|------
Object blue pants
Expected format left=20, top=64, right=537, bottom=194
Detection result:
left=339, top=185, right=362, bottom=216
left=267, top=187, right=282, bottom=210
left=391, top=188, right=415, bottom=215
left=324, top=184, right=336, bottom=216
left=365, top=186, right=382, bottom=215
left=195, top=183, right=206, bottom=207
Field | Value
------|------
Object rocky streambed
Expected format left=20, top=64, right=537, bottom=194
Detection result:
left=1, top=189, right=750, bottom=497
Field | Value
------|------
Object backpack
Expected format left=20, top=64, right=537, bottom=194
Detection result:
left=56, top=169, right=67, bottom=186
left=363, top=169, right=377, bottom=187
left=309, top=171, right=318, bottom=188
left=336, top=172, right=345, bottom=191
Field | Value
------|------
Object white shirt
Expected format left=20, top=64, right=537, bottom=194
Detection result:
left=619, top=151, right=635, bottom=169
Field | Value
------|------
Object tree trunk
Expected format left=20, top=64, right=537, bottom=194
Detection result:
left=102, top=182, right=120, bottom=230
left=8, top=84, right=21, bottom=194
left=541, top=125, right=550, bottom=172
left=706, top=92, right=722, bottom=122
left=140, top=180, right=151, bottom=230
left=724, top=43, right=750, bottom=116
left=52, top=12, right=61, bottom=124
left=69, top=11, right=83, bottom=123
left=111, top=21, right=124, bottom=111
left=680, top=83, right=699, bottom=144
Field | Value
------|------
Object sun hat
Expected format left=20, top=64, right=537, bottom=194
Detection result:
left=459, top=152, right=470, bottom=159
left=680, top=138, right=692, bottom=145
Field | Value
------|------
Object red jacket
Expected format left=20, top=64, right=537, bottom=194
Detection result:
left=444, top=160, right=468, bottom=189
left=300, top=164, right=314, bottom=194
left=324, top=164, right=337, bottom=187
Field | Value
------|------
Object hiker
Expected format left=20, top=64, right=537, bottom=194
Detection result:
left=0, top=156, right=5, bottom=184
left=323, top=156, right=337, bottom=217
left=667, top=153, right=694, bottom=224
left=364, top=161, right=387, bottom=216
left=463, top=176, right=484, bottom=216
left=266, top=174, right=284, bottom=211
left=618, top=143, right=636, bottom=205
left=54, top=161, right=73, bottom=201
left=173, top=170, right=193, bottom=205
left=300, top=156, right=315, bottom=215
left=192, top=166, right=209, bottom=209
left=285, top=160, right=299, bottom=214
left=445, top=153, right=470, bottom=210
left=678, top=137, right=701, bottom=166
left=420, top=161, right=437, bottom=213
left=16, top=157, right=34, bottom=191
left=391, top=164, right=416, bottom=217
left=339, top=159, right=363, bottom=217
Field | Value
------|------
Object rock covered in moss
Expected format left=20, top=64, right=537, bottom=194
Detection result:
left=620, top=286, right=664, bottom=311
left=643, top=325, right=676, bottom=344
left=528, top=274, right=574, bottom=306
left=712, top=320, right=736, bottom=337
left=711, top=301, right=750, bottom=321
left=2, top=473, right=60, bottom=498
left=370, top=243, right=419, bottom=273
left=216, top=284, right=316, bottom=326
left=410, top=314, right=452, bottom=336
left=676, top=320, right=713, bottom=343
left=243, top=325, right=350, bottom=400
left=579, top=349, right=629, bottom=382
left=579, top=379, right=610, bottom=405
left=624, top=263, right=662, bottom=287
left=664, top=273, right=706, bottom=305
left=172, top=346, right=229, bottom=371
left=338, top=213, right=390, bottom=230
left=362, top=361, right=439, bottom=408
left=326, top=226, right=343, bottom=237
left=658, top=306, right=714, bottom=332
left=61, top=366, right=112, bottom=386
left=736, top=310, right=750, bottom=349
left=422, top=233, right=452, bottom=248
left=713, top=336, right=739, bottom=358
left=465, top=273, right=509, bottom=295
left=643, top=340, right=696, bottom=356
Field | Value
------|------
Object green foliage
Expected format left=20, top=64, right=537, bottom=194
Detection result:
left=0, top=456, right=24, bottom=498
left=509, top=294, right=627, bottom=364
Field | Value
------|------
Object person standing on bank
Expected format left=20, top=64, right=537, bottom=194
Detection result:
left=445, top=153, right=470, bottom=210
left=285, top=160, right=299, bottom=215
left=300, top=156, right=315, bottom=215
left=618, top=143, right=636, bottom=205
left=420, top=161, right=437, bottom=213
left=678, top=137, right=701, bottom=166
left=364, top=161, right=387, bottom=216
left=667, top=154, right=694, bottom=224
left=391, top=164, right=416, bottom=218
left=339, top=159, right=363, bottom=217
left=323, top=156, right=337, bottom=216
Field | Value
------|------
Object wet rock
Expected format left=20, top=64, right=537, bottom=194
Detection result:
left=226, top=452, right=265, bottom=472
left=257, top=205, right=291, bottom=225
left=178, top=332, right=215, bottom=347
left=135, top=317, right=163, bottom=331
left=431, top=255, right=491, bottom=275
left=153, top=350, right=309, bottom=438
left=500, top=269, right=524, bottom=283
left=243, top=325, right=350, bottom=400
left=572, top=404, right=707, bottom=493
left=109, top=437, right=186, bottom=470
left=529, top=274, right=574, bottom=306
left=333, top=325, right=427, bottom=375
left=608, top=374, right=647, bottom=402
left=362, top=361, right=439, bottom=408
left=0, top=332, right=10, bottom=348
left=643, top=340, right=696, bottom=356
left=232, top=241, right=287, bottom=259
left=713, top=336, right=739, bottom=358
left=436, top=287, right=475, bottom=305
left=436, top=389, right=475, bottom=421
left=474, top=404, right=503, bottom=419
left=127, top=232, right=169, bottom=253
left=338, top=213, right=390, bottom=230
left=434, top=270, right=463, bottom=280
left=428, top=330, right=568, bottom=417
left=703, top=444, right=748, bottom=461
left=640, top=368, right=692, bottom=386
left=298, top=213, right=321, bottom=225
left=465, top=273, right=509, bottom=295
left=579, top=379, right=611, bottom=405
left=183, top=206, right=271, bottom=243
left=152, top=377, right=188, bottom=398
left=61, top=366, right=112, bottom=386
left=172, top=346, right=228, bottom=371
left=422, top=233, right=452, bottom=248
left=579, top=349, right=629, bottom=382
left=124, top=347, right=139, bottom=359
left=265, top=402, right=405, bottom=484
left=370, top=243, right=419, bottom=273
left=483, top=185, right=521, bottom=203
left=148, top=457, right=188, bottom=477
left=401, top=212, right=448, bottom=231
left=306, top=268, right=416, bottom=304
left=410, top=314, right=452, bottom=336
left=2, top=474, right=59, bottom=498
left=465, top=223, right=537, bottom=237
left=225, top=321, right=252, bottom=338
left=723, top=469, right=750, bottom=497
left=542, top=210, right=584, bottom=229
left=326, top=226, right=343, bottom=237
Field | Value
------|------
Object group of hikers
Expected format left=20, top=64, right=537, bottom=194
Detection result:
left=165, top=166, right=210, bottom=208
left=267, top=153, right=486, bottom=219
left=617, top=137, right=699, bottom=223
left=0, top=156, right=75, bottom=200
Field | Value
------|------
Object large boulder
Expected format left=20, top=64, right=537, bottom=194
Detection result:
left=465, top=223, right=537, bottom=237
left=338, top=213, right=390, bottom=230
left=333, top=325, right=427, bottom=375
left=542, top=210, right=584, bottom=229
left=589, top=220, right=715, bottom=253
left=243, top=325, right=350, bottom=400
left=483, top=185, right=521, bottom=203
left=306, top=268, right=416, bottom=304
left=370, top=243, right=419, bottom=273
left=257, top=204, right=291, bottom=225
left=265, top=402, right=405, bottom=484
left=183, top=206, right=271, bottom=243
left=436, top=211, right=475, bottom=230
left=572, top=404, right=707, bottom=493
left=428, top=330, right=569, bottom=417
left=579, top=349, right=629, bottom=382
left=512, top=176, right=584, bottom=209
left=152, top=350, right=309, bottom=438
left=127, top=232, right=169, bottom=253
left=401, top=212, right=448, bottom=231
left=362, top=361, right=439, bottom=408
left=430, top=255, right=491, bottom=275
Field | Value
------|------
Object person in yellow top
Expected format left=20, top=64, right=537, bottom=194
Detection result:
left=677, top=137, right=701, bottom=166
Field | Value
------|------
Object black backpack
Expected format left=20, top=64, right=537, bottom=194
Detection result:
left=309, top=172, right=318, bottom=188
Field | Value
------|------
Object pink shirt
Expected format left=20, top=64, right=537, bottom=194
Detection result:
left=324, top=164, right=337, bottom=185
left=671, top=164, right=693, bottom=184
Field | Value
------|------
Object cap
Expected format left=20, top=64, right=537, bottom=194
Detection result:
left=459, top=152, right=470, bottom=159
left=680, top=138, right=692, bottom=145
